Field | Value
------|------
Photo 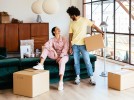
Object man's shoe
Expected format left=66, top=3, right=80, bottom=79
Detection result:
left=33, top=63, right=44, bottom=70
left=74, top=76, right=80, bottom=85
left=58, top=81, right=64, bottom=91
left=89, top=79, right=96, bottom=85
left=89, top=76, right=96, bottom=85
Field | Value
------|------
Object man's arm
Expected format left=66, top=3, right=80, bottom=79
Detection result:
left=69, top=33, right=73, bottom=54
left=69, top=33, right=73, bottom=48
left=92, top=24, right=104, bottom=36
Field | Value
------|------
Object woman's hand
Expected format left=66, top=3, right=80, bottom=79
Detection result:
left=56, top=57, right=61, bottom=63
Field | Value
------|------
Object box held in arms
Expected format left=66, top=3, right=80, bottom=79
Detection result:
left=84, top=34, right=104, bottom=51
left=13, top=68, right=49, bottom=97
left=108, top=69, right=134, bottom=91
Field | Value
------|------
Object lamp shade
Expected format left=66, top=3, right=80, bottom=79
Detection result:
left=42, top=0, right=59, bottom=14
left=31, top=0, right=44, bottom=14
left=100, top=21, right=108, bottom=28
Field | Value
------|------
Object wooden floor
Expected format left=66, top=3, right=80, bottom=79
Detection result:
left=0, top=58, right=134, bottom=100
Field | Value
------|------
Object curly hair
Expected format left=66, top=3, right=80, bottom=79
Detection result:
left=66, top=6, right=80, bottom=16
left=51, top=27, right=56, bottom=36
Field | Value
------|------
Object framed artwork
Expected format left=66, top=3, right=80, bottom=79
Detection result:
left=20, top=39, right=34, bottom=53
left=20, top=39, right=34, bottom=58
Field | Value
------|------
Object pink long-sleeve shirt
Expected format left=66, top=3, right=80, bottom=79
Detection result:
left=44, top=36, right=69, bottom=57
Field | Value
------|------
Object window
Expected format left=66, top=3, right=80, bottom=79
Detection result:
left=92, top=2, right=101, bottom=27
left=83, top=0, right=133, bottom=65
left=103, top=1, right=114, bottom=32
left=131, top=36, right=134, bottom=64
left=131, top=1, right=134, bottom=34
left=84, top=3, right=91, bottom=19
left=115, top=0, right=129, bottom=34
left=106, top=34, right=114, bottom=59
left=115, top=35, right=129, bottom=62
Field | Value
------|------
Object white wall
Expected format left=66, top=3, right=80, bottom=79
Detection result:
left=0, top=0, right=82, bottom=38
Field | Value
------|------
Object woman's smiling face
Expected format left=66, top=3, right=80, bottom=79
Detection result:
left=54, top=27, right=61, bottom=36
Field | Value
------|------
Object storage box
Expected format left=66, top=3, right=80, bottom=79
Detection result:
left=0, top=15, right=10, bottom=23
left=108, top=69, right=134, bottom=91
left=13, top=68, right=49, bottom=97
left=84, top=34, right=104, bottom=51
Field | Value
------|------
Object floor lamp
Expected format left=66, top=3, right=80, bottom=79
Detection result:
left=100, top=21, right=108, bottom=77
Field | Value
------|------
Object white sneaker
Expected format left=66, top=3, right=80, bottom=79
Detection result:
left=58, top=81, right=63, bottom=91
left=89, top=76, right=96, bottom=85
left=74, top=76, right=80, bottom=85
left=33, top=63, right=44, bottom=70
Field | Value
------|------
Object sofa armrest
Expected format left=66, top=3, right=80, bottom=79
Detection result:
left=89, top=54, right=97, bottom=62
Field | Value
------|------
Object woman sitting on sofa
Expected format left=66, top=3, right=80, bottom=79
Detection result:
left=33, top=26, right=69, bottom=91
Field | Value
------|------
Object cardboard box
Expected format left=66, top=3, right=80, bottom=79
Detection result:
left=108, top=69, right=134, bottom=91
left=0, top=15, right=10, bottom=23
left=13, top=69, right=49, bottom=97
left=84, top=34, right=104, bottom=51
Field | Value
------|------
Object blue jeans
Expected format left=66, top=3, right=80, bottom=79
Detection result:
left=72, top=45, right=93, bottom=77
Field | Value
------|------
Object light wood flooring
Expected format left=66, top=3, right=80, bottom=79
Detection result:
left=0, top=58, right=134, bottom=100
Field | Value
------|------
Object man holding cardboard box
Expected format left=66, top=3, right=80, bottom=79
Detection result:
left=66, top=6, right=104, bottom=85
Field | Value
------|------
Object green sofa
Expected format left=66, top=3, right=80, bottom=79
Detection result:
left=0, top=54, right=97, bottom=89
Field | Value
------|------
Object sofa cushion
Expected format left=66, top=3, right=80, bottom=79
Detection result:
left=0, top=58, right=20, bottom=67
left=20, top=58, right=40, bottom=70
